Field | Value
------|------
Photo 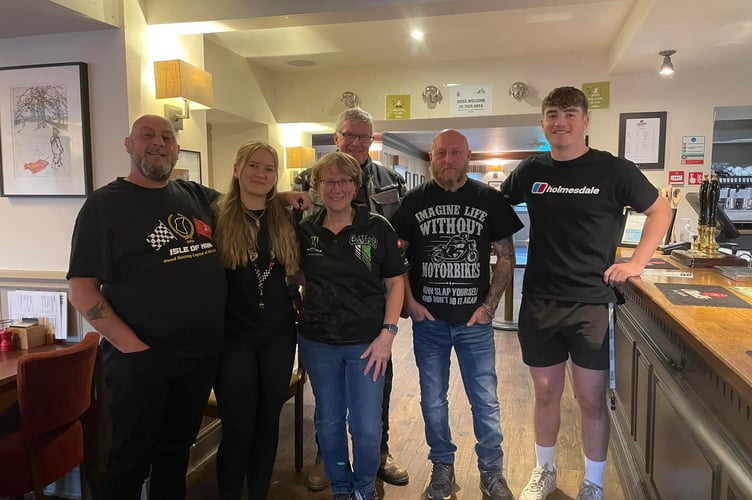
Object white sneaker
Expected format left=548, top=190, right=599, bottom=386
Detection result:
left=519, top=464, right=557, bottom=500
left=576, top=479, right=603, bottom=500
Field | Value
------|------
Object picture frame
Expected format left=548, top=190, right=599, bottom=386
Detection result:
left=0, top=62, right=92, bottom=197
left=619, top=207, right=674, bottom=247
left=618, top=111, right=667, bottom=170
left=176, top=149, right=202, bottom=184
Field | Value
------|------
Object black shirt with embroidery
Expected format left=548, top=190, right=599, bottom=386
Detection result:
left=297, top=204, right=409, bottom=345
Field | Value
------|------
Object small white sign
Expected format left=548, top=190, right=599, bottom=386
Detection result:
left=7, top=290, right=68, bottom=339
left=681, top=136, right=705, bottom=166
left=451, top=84, right=493, bottom=116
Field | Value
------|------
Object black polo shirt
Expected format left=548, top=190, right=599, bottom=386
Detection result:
left=298, top=204, right=409, bottom=345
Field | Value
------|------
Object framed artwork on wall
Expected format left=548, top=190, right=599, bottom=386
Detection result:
left=176, top=149, right=202, bottom=184
left=617, top=111, right=667, bottom=170
left=0, top=62, right=93, bottom=197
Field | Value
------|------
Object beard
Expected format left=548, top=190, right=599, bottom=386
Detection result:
left=431, top=162, right=468, bottom=192
left=131, top=150, right=176, bottom=181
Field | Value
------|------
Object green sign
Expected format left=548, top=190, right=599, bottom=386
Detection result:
left=582, top=82, right=610, bottom=109
left=386, top=94, right=411, bottom=120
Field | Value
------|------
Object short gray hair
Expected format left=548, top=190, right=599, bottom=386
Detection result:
left=334, top=108, right=374, bottom=134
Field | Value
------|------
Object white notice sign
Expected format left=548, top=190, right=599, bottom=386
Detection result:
left=451, top=84, right=493, bottom=116
left=7, top=290, right=68, bottom=339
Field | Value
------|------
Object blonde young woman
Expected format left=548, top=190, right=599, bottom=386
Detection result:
left=213, top=141, right=301, bottom=500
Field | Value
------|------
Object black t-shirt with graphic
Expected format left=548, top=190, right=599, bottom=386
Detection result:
left=67, top=178, right=227, bottom=357
left=391, top=179, right=523, bottom=323
left=501, top=148, right=658, bottom=303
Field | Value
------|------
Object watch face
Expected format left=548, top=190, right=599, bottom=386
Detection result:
left=384, top=324, right=398, bottom=334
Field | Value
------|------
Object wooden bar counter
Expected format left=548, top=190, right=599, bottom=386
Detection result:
left=611, top=251, right=752, bottom=500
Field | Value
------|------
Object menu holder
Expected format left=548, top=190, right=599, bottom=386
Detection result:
left=670, top=249, right=746, bottom=268
left=714, top=266, right=752, bottom=281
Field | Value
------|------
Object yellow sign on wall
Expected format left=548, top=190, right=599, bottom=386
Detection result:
left=582, top=82, right=610, bottom=109
left=386, top=94, right=411, bottom=120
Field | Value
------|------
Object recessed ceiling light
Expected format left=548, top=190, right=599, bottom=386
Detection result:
left=411, top=30, right=424, bottom=41
left=287, top=59, right=316, bottom=67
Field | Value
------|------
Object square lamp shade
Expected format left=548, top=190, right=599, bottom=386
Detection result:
left=154, top=59, right=213, bottom=108
left=285, top=146, right=316, bottom=169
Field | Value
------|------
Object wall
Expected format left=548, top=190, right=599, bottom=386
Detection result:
left=2, top=17, right=750, bottom=273
left=0, top=29, right=129, bottom=272
left=269, top=55, right=752, bottom=229
left=0, top=0, right=224, bottom=272
left=126, top=1, right=209, bottom=173
left=210, top=123, right=270, bottom=193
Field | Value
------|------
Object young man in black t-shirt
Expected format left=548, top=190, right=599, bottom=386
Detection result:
left=501, top=87, right=672, bottom=500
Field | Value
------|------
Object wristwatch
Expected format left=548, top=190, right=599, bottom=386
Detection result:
left=382, top=323, right=398, bottom=335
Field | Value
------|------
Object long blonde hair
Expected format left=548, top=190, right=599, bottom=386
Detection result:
left=214, top=141, right=300, bottom=275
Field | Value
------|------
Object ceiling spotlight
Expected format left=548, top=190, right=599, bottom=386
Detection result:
left=411, top=30, right=424, bottom=41
left=659, top=50, right=676, bottom=75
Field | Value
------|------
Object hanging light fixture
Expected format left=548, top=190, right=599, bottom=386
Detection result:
left=658, top=50, right=676, bottom=75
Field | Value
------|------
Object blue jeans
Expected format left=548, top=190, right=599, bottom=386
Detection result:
left=412, top=319, right=504, bottom=474
left=298, top=336, right=384, bottom=497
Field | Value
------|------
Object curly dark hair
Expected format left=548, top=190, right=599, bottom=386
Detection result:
left=541, top=86, right=588, bottom=114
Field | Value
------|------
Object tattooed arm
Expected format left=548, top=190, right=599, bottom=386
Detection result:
left=467, top=237, right=515, bottom=326
left=69, top=277, right=149, bottom=353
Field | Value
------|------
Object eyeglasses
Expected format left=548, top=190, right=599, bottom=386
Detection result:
left=320, top=178, right=355, bottom=189
left=339, top=131, right=373, bottom=143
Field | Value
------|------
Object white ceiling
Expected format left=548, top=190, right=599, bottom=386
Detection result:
left=4, top=0, right=752, bottom=153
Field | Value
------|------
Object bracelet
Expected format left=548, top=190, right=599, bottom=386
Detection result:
left=481, top=303, right=495, bottom=320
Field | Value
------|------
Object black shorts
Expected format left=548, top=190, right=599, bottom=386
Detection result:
left=517, top=296, right=610, bottom=370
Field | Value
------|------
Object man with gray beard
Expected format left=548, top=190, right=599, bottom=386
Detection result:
left=391, top=129, right=523, bottom=500
left=67, top=114, right=227, bottom=499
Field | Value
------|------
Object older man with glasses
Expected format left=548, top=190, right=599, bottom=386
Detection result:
left=294, top=107, right=409, bottom=491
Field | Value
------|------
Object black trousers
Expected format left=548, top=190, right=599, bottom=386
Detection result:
left=101, top=343, right=218, bottom=500
left=214, top=327, right=296, bottom=500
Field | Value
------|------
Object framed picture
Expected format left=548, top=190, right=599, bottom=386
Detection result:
left=488, top=180, right=502, bottom=190
left=0, top=62, right=92, bottom=197
left=176, top=149, right=202, bottom=184
left=618, top=111, right=667, bottom=170
left=619, top=207, right=674, bottom=247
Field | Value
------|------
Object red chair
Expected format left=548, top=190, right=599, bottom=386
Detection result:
left=0, top=332, right=100, bottom=499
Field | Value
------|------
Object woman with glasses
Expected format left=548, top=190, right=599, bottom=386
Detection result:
left=297, top=152, right=409, bottom=500
left=212, top=141, right=302, bottom=499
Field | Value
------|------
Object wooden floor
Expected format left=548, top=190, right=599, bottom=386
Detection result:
left=186, top=316, right=625, bottom=500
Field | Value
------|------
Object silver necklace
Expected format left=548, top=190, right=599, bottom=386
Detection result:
left=245, top=208, right=266, bottom=228
left=248, top=245, right=275, bottom=310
